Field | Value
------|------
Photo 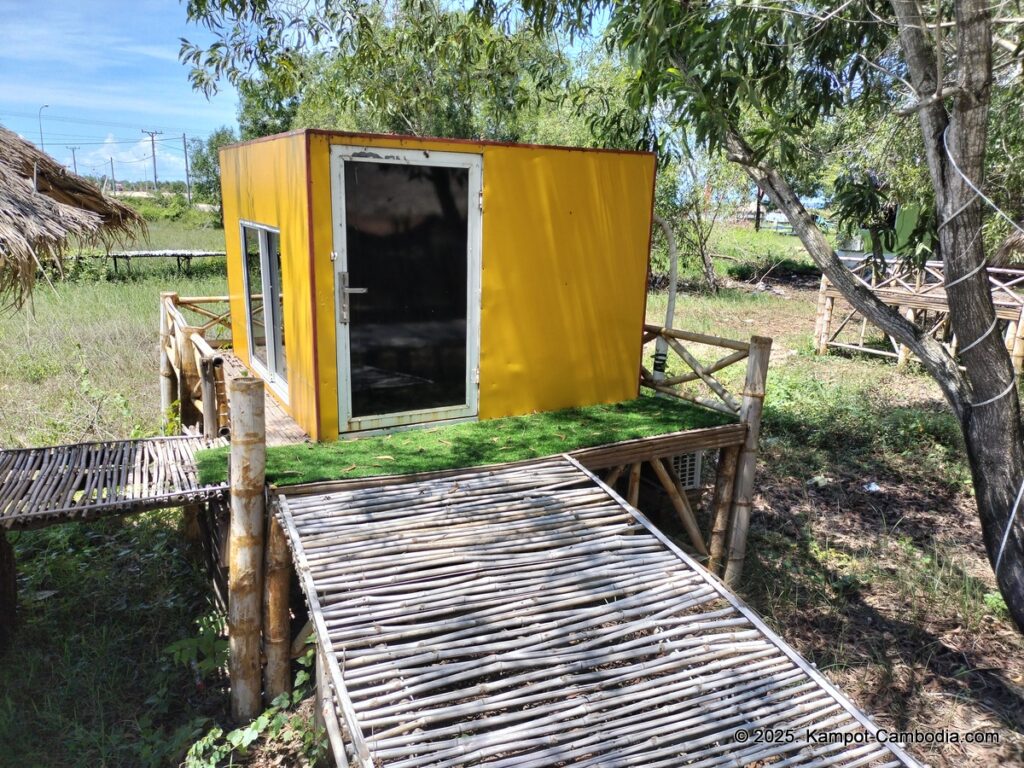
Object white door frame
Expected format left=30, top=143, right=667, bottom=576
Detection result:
left=329, top=145, right=483, bottom=434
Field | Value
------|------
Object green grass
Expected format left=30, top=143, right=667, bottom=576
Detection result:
left=0, top=259, right=226, bottom=446
left=0, top=512, right=222, bottom=767
left=134, top=218, right=226, bottom=252
left=197, top=396, right=731, bottom=487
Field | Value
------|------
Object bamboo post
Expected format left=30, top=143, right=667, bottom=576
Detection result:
left=263, top=514, right=292, bottom=703
left=724, top=336, right=772, bottom=587
left=179, top=326, right=204, bottom=430
left=812, top=275, right=829, bottom=352
left=228, top=377, right=267, bottom=722
left=0, top=530, right=16, bottom=652
left=649, top=458, right=707, bottom=557
left=897, top=307, right=915, bottom=367
left=1012, top=307, right=1024, bottom=374
left=626, top=463, right=642, bottom=508
left=159, top=292, right=178, bottom=430
left=816, top=296, right=834, bottom=355
left=199, top=357, right=218, bottom=437
left=707, top=444, right=741, bottom=575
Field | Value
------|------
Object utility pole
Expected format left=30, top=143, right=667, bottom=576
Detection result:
left=182, top=133, right=193, bottom=205
left=38, top=104, right=49, bottom=151
left=109, top=157, right=116, bottom=192
left=142, top=129, right=162, bottom=193
left=67, top=146, right=79, bottom=174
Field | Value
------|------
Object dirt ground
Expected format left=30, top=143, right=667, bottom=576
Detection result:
left=716, top=277, right=1024, bottom=767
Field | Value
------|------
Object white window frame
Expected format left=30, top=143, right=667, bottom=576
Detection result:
left=329, top=145, right=483, bottom=434
left=239, top=220, right=288, bottom=404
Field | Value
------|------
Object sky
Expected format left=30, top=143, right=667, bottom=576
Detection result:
left=0, top=0, right=239, bottom=183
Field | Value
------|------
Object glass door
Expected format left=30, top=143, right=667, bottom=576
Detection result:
left=330, top=147, right=481, bottom=433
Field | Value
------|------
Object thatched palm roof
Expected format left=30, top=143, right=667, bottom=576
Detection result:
left=0, top=124, right=144, bottom=309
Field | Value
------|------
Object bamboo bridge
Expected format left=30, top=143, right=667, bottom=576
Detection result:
left=277, top=455, right=920, bottom=767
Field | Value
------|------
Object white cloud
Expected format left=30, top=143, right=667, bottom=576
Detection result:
left=116, top=44, right=181, bottom=64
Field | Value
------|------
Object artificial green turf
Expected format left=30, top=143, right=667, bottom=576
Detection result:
left=196, top=395, right=731, bottom=488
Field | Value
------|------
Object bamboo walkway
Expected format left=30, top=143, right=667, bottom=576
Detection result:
left=0, top=435, right=229, bottom=531
left=277, top=456, right=920, bottom=768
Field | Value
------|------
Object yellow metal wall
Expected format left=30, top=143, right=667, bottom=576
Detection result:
left=220, top=132, right=322, bottom=439
left=307, top=131, right=655, bottom=438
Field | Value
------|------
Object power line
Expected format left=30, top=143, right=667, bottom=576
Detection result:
left=0, top=108, right=212, bottom=135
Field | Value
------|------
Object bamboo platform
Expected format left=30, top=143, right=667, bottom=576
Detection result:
left=0, top=436, right=229, bottom=531
left=277, top=456, right=919, bottom=768
left=815, top=256, right=1024, bottom=370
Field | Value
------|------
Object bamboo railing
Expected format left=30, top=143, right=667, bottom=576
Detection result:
left=159, top=292, right=232, bottom=438
left=639, top=324, right=772, bottom=584
left=815, top=255, right=1024, bottom=371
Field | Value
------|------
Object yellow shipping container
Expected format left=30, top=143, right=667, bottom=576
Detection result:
left=220, top=130, right=656, bottom=441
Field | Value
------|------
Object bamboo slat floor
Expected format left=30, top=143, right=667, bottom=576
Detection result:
left=277, top=456, right=921, bottom=768
left=221, top=354, right=310, bottom=446
left=0, top=435, right=229, bottom=530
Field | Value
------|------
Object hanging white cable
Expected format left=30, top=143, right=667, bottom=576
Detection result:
left=942, top=126, right=1024, bottom=237
left=995, top=479, right=1024, bottom=575
left=970, top=375, right=1016, bottom=408
left=959, top=315, right=999, bottom=355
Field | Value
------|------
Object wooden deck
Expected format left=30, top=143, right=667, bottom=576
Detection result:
left=0, top=436, right=229, bottom=531
left=220, top=353, right=309, bottom=446
left=277, top=456, right=919, bottom=768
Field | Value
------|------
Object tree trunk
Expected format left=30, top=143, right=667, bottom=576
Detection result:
left=754, top=188, right=764, bottom=232
left=699, top=241, right=719, bottom=294
left=892, top=0, right=1024, bottom=632
left=717, top=1, right=1024, bottom=631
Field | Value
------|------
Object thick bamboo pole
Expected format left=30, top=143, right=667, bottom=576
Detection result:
left=707, top=444, right=741, bottom=575
left=179, top=326, right=204, bottom=430
left=0, top=530, right=16, bottom=651
left=263, top=514, right=292, bottom=703
left=724, top=336, right=772, bottom=587
left=199, top=357, right=218, bottom=437
left=228, top=378, right=267, bottom=722
left=159, top=292, right=178, bottom=429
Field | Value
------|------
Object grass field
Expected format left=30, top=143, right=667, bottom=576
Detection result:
left=1, top=222, right=1023, bottom=766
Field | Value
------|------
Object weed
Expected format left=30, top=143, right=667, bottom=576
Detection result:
left=185, top=644, right=326, bottom=767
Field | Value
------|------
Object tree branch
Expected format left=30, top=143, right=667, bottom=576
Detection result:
left=723, top=129, right=971, bottom=418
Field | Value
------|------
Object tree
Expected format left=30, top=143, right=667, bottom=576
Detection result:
left=187, top=127, right=238, bottom=218
left=180, top=0, right=1024, bottom=630
left=518, top=0, right=1022, bottom=625
left=675, top=148, right=747, bottom=293
left=237, top=78, right=300, bottom=140
left=290, top=10, right=569, bottom=141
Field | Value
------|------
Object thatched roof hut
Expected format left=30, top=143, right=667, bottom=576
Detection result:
left=0, top=124, right=144, bottom=309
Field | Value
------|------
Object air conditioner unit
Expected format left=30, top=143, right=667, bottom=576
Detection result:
left=671, top=451, right=704, bottom=490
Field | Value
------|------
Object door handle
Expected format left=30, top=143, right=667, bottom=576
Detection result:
left=337, top=272, right=368, bottom=325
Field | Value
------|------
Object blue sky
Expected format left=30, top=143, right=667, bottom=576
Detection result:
left=0, top=0, right=239, bottom=182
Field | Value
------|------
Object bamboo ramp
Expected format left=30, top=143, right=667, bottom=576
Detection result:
left=0, top=436, right=228, bottom=530
left=277, top=456, right=920, bottom=768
